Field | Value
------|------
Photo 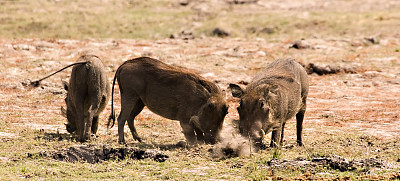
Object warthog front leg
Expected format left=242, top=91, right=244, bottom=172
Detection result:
left=270, top=122, right=283, bottom=148
left=75, top=102, right=86, bottom=142
left=280, top=122, right=286, bottom=145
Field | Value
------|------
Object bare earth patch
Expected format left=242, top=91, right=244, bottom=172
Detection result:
left=2, top=37, right=399, bottom=137
left=33, top=144, right=168, bottom=164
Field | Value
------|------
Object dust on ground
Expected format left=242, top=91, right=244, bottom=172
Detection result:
left=211, top=125, right=255, bottom=158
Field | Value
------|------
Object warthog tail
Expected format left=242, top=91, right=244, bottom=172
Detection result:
left=31, top=62, right=87, bottom=87
left=107, top=67, right=118, bottom=129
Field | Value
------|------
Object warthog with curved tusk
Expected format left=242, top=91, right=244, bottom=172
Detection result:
left=229, top=58, right=309, bottom=147
left=108, top=57, right=228, bottom=145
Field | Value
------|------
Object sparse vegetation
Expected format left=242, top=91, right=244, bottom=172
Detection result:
left=0, top=0, right=399, bottom=180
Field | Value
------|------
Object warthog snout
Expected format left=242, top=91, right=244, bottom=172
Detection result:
left=204, top=128, right=224, bottom=144
left=204, top=133, right=216, bottom=144
left=239, top=120, right=264, bottom=144
left=65, top=123, right=76, bottom=133
left=61, top=106, right=76, bottom=133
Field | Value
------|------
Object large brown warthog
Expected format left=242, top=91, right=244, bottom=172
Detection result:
left=229, top=58, right=308, bottom=147
left=34, top=55, right=110, bottom=142
left=108, top=57, right=228, bottom=145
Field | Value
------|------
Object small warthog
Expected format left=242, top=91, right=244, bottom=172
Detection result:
left=229, top=58, right=309, bottom=147
left=108, top=57, right=228, bottom=145
left=33, top=55, right=110, bottom=142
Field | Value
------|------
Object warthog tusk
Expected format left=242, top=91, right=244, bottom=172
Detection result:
left=60, top=106, right=67, bottom=118
left=189, top=116, right=203, bottom=132
left=260, top=129, right=265, bottom=138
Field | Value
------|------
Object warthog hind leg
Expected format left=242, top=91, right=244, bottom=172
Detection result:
left=296, top=109, right=305, bottom=146
left=118, top=97, right=144, bottom=144
left=127, top=100, right=145, bottom=142
left=84, top=104, right=99, bottom=141
left=91, top=116, right=99, bottom=135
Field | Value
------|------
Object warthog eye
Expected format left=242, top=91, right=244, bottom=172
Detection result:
left=259, top=100, right=264, bottom=109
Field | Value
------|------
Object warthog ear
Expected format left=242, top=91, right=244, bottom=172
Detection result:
left=60, top=106, right=67, bottom=117
left=189, top=116, right=203, bottom=132
left=228, top=83, right=244, bottom=98
left=62, top=80, right=69, bottom=91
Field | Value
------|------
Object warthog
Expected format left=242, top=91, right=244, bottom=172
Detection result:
left=229, top=58, right=308, bottom=147
left=33, top=55, right=110, bottom=142
left=108, top=57, right=228, bottom=145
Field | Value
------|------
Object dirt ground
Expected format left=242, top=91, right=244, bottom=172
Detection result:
left=1, top=36, right=399, bottom=139
left=0, top=0, right=400, bottom=179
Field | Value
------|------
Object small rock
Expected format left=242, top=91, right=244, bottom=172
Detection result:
left=212, top=28, right=229, bottom=37
left=364, top=37, right=379, bottom=44
left=170, top=30, right=195, bottom=40
left=179, top=0, right=189, bottom=6
left=229, top=0, right=258, bottom=4
left=248, top=27, right=275, bottom=34
left=259, top=27, right=275, bottom=34
left=13, top=44, right=36, bottom=51
left=177, top=140, right=187, bottom=147
left=255, top=51, right=266, bottom=57
left=290, top=40, right=311, bottom=49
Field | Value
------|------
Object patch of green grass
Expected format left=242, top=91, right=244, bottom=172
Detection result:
left=0, top=0, right=190, bottom=39
left=1, top=0, right=399, bottom=40
left=0, top=118, right=399, bottom=180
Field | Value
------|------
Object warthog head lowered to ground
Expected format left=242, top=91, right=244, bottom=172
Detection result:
left=229, top=58, right=309, bottom=147
left=35, top=55, right=110, bottom=142
left=108, top=57, right=228, bottom=145
left=62, top=55, right=110, bottom=142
